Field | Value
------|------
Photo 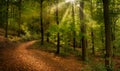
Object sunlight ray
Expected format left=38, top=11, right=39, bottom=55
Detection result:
left=60, top=6, right=71, bottom=23
left=79, top=5, right=90, bottom=20
left=65, top=0, right=75, bottom=3
left=50, top=2, right=66, bottom=12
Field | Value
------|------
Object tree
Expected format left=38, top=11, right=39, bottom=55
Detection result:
left=55, top=0, right=60, bottom=54
left=71, top=1, right=76, bottom=50
left=5, top=0, right=9, bottom=38
left=0, top=0, right=6, bottom=28
left=90, top=0, right=95, bottom=55
left=102, top=0, right=112, bottom=70
left=110, top=0, right=120, bottom=57
left=40, top=0, right=44, bottom=45
left=18, top=0, right=22, bottom=37
left=79, top=0, right=87, bottom=61
left=46, top=0, right=51, bottom=43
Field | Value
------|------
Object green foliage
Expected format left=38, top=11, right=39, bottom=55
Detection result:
left=81, top=63, right=107, bottom=71
left=90, top=63, right=107, bottom=71
left=118, top=68, right=120, bottom=71
left=48, top=24, right=59, bottom=33
left=21, top=33, right=40, bottom=41
left=59, top=48, right=70, bottom=57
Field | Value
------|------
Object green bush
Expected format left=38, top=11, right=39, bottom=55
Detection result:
left=91, top=63, right=107, bottom=71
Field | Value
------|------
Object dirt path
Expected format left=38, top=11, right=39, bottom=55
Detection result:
left=0, top=41, right=83, bottom=71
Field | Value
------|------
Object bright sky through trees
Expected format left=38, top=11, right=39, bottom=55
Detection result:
left=65, top=0, right=75, bottom=3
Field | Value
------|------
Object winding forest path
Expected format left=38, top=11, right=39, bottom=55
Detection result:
left=0, top=40, right=83, bottom=71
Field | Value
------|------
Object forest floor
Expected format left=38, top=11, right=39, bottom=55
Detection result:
left=0, top=35, right=120, bottom=71
left=0, top=36, right=85, bottom=71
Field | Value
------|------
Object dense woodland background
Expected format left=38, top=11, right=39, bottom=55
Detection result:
left=0, top=0, right=120, bottom=71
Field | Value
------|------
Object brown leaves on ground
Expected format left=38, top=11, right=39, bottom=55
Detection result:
left=0, top=40, right=84, bottom=71
left=0, top=36, right=120, bottom=71
left=0, top=36, right=16, bottom=49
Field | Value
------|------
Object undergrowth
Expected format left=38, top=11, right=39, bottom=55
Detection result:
left=29, top=40, right=82, bottom=58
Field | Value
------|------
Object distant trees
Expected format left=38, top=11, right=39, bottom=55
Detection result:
left=110, top=0, right=119, bottom=57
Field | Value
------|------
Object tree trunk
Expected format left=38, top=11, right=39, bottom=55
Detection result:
left=55, top=0, right=60, bottom=54
left=5, top=0, right=9, bottom=38
left=71, top=3, right=76, bottom=50
left=46, top=1, right=51, bottom=43
left=111, top=17, right=118, bottom=57
left=46, top=29, right=50, bottom=43
left=80, top=0, right=87, bottom=61
left=90, top=0, right=95, bottom=55
left=103, top=0, right=112, bottom=70
left=91, top=29, right=95, bottom=55
left=18, top=0, right=22, bottom=37
left=40, top=0, right=44, bottom=45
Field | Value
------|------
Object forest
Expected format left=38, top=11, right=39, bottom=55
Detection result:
left=0, top=0, right=120, bottom=71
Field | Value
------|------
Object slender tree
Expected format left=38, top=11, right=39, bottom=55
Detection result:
left=18, top=0, right=22, bottom=37
left=71, top=2, right=76, bottom=50
left=102, top=0, right=112, bottom=70
left=90, top=0, right=95, bottom=55
left=5, top=0, right=9, bottom=38
left=111, top=17, right=118, bottom=57
left=80, top=0, right=87, bottom=61
left=0, top=1, right=6, bottom=28
left=55, top=0, right=60, bottom=54
left=46, top=1, right=51, bottom=43
left=40, top=0, right=44, bottom=45
left=110, top=0, right=119, bottom=57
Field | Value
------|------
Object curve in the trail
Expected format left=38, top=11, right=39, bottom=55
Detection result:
left=12, top=41, right=56, bottom=71
left=0, top=41, right=83, bottom=71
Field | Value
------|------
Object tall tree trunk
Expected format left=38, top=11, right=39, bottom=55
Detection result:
left=103, top=0, right=112, bottom=70
left=55, top=0, right=60, bottom=54
left=5, top=0, right=9, bottom=38
left=80, top=0, right=87, bottom=61
left=71, top=3, right=76, bottom=50
left=90, top=0, right=95, bottom=55
left=40, top=0, right=44, bottom=45
left=91, top=29, right=95, bottom=55
left=111, top=17, right=117, bottom=57
left=18, top=0, right=22, bottom=37
left=46, top=1, right=51, bottom=43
